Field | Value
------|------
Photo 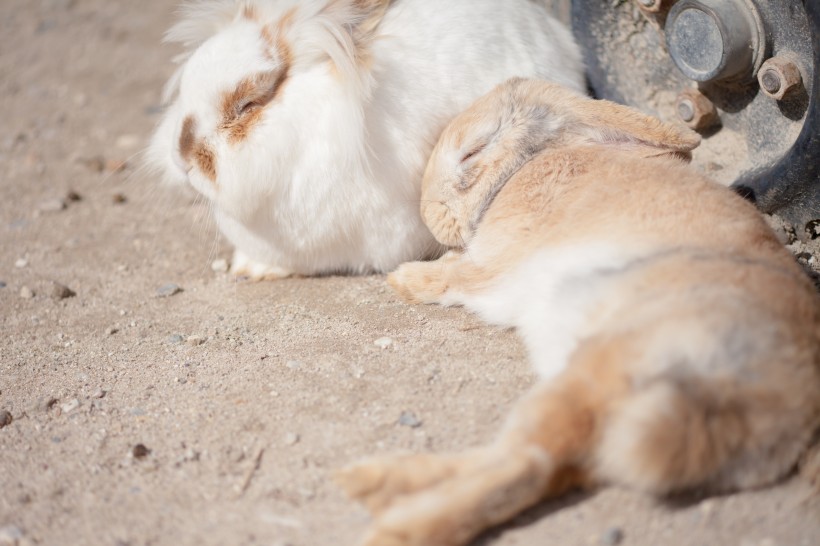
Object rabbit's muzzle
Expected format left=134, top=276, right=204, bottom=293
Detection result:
left=421, top=200, right=464, bottom=249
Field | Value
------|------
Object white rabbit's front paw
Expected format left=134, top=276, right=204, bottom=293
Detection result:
left=230, top=249, right=292, bottom=281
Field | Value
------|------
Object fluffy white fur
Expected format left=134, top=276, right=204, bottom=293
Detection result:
left=448, top=243, right=636, bottom=380
left=147, top=0, right=585, bottom=277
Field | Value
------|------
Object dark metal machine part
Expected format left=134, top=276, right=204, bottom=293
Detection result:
left=571, top=0, right=819, bottom=238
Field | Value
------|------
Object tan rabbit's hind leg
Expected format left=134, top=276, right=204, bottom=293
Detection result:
left=359, top=446, right=558, bottom=546
left=336, top=451, right=484, bottom=515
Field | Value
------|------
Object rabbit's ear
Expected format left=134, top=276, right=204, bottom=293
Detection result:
left=322, top=0, right=390, bottom=42
left=563, top=91, right=701, bottom=153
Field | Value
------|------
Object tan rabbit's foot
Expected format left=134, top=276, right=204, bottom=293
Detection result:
left=229, top=249, right=293, bottom=281
left=388, top=261, right=450, bottom=304
left=356, top=447, right=553, bottom=546
left=337, top=452, right=474, bottom=515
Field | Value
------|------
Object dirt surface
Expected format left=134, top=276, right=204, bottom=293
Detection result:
left=1, top=1, right=819, bottom=546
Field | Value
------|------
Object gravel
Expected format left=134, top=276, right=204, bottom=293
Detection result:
left=50, top=282, right=76, bottom=300
left=156, top=283, right=182, bottom=298
left=284, top=432, right=300, bottom=446
left=0, top=410, right=12, bottom=428
left=60, top=399, right=80, bottom=414
left=132, top=444, right=151, bottom=459
left=0, top=525, right=24, bottom=546
left=398, top=411, right=422, bottom=428
left=37, top=197, right=67, bottom=212
left=374, top=337, right=394, bottom=349
left=186, top=335, right=205, bottom=346
left=19, top=286, right=34, bottom=299
left=14, top=258, right=27, bottom=268
left=167, top=334, right=184, bottom=344
left=601, top=527, right=624, bottom=546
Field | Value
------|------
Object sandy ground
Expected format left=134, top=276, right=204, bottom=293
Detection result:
left=1, top=1, right=818, bottom=545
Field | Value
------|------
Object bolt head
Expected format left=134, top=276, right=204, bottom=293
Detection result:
left=675, top=89, right=719, bottom=131
left=760, top=69, right=782, bottom=94
left=636, top=0, right=663, bottom=12
left=677, top=99, right=695, bottom=122
left=758, top=57, right=803, bottom=100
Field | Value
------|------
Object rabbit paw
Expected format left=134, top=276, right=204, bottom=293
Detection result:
left=388, top=261, right=450, bottom=304
left=229, top=249, right=292, bottom=281
left=337, top=453, right=467, bottom=515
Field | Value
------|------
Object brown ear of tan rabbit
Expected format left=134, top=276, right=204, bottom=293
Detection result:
left=336, top=78, right=820, bottom=546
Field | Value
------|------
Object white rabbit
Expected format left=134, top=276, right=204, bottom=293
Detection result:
left=338, top=79, right=820, bottom=546
left=146, top=0, right=585, bottom=279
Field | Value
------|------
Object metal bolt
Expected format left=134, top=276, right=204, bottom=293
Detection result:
left=758, top=56, right=803, bottom=101
left=635, top=0, right=664, bottom=12
left=677, top=100, right=695, bottom=122
left=675, top=89, right=718, bottom=131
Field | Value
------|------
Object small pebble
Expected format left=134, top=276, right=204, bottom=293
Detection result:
left=19, top=286, right=34, bottom=299
left=0, top=525, right=24, bottom=545
left=37, top=397, right=58, bottom=413
left=285, top=360, right=302, bottom=370
left=50, top=282, right=76, bottom=300
left=0, top=410, right=12, bottom=428
left=111, top=193, right=127, bottom=204
left=0, top=281, right=6, bottom=288
left=14, top=258, right=28, bottom=268
left=37, top=198, right=66, bottom=212
left=398, top=411, right=422, bottom=428
left=91, top=388, right=106, bottom=399
left=66, top=190, right=82, bottom=202
left=60, top=399, right=80, bottom=414
left=156, top=283, right=182, bottom=298
left=374, top=337, right=393, bottom=349
left=600, top=527, right=624, bottom=546
left=186, top=335, right=204, bottom=347
left=211, top=258, right=229, bottom=273
left=284, top=432, right=300, bottom=446
left=105, top=327, right=118, bottom=335
left=132, top=443, right=151, bottom=459
left=167, top=334, right=185, bottom=344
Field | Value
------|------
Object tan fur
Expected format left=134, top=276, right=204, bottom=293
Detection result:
left=339, top=79, right=820, bottom=545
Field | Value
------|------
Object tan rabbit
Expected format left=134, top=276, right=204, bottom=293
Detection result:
left=337, top=79, right=820, bottom=546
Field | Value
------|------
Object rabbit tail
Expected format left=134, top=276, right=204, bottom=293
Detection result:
left=596, top=376, right=815, bottom=495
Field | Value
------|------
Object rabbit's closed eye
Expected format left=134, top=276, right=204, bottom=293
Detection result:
left=460, top=143, right=487, bottom=164
left=220, top=69, right=288, bottom=143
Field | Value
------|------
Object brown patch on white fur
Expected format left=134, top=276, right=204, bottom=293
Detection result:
left=178, top=115, right=217, bottom=185
left=179, top=115, right=197, bottom=163
left=218, top=20, right=292, bottom=145
left=193, top=141, right=217, bottom=183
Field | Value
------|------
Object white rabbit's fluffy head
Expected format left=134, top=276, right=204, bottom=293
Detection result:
left=147, top=0, right=385, bottom=220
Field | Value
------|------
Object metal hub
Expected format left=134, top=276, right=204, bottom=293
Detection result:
left=665, top=0, right=764, bottom=83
